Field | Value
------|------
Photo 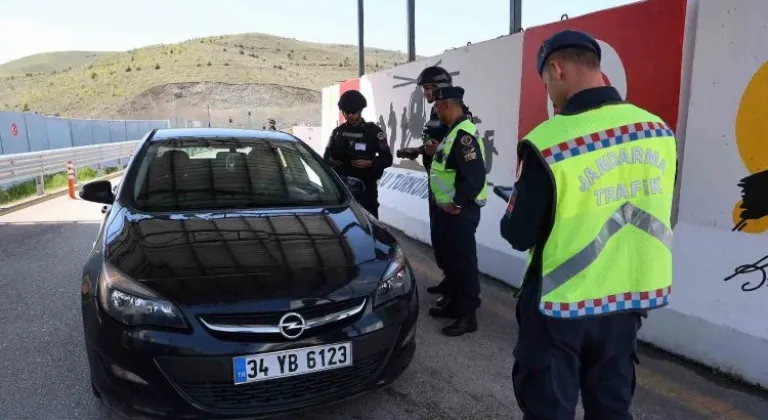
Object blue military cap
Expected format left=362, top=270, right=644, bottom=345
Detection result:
left=537, top=29, right=601, bottom=76
left=432, top=86, right=465, bottom=101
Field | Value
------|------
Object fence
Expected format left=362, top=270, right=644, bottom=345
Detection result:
left=0, top=110, right=168, bottom=156
left=0, top=140, right=139, bottom=205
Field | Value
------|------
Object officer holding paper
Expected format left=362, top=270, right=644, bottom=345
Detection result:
left=428, top=85, right=487, bottom=337
left=500, top=29, right=677, bottom=419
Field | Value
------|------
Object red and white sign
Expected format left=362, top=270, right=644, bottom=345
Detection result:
left=517, top=0, right=687, bottom=140
left=10, top=122, right=18, bottom=137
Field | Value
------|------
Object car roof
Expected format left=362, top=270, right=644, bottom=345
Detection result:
left=149, top=127, right=299, bottom=143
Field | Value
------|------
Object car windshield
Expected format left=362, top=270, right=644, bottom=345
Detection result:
left=126, top=136, right=347, bottom=212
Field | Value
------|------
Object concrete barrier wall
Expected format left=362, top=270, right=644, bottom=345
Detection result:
left=291, top=126, right=323, bottom=152
left=0, top=110, right=169, bottom=155
left=639, top=0, right=768, bottom=390
left=321, top=0, right=768, bottom=389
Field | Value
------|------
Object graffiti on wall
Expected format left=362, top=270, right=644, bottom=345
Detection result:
left=732, top=60, right=768, bottom=234
left=374, top=60, right=499, bottom=175
left=723, top=60, right=768, bottom=292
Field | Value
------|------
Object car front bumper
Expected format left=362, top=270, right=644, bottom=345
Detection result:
left=83, top=286, right=418, bottom=419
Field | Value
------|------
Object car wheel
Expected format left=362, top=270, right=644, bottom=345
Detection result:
left=91, top=380, right=101, bottom=399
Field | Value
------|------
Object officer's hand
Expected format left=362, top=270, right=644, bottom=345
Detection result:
left=424, top=139, right=438, bottom=156
left=330, top=159, right=343, bottom=167
left=442, top=203, right=461, bottom=215
left=352, top=159, right=372, bottom=168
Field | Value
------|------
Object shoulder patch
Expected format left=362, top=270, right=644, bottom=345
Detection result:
left=377, top=130, right=388, bottom=149
left=462, top=145, right=478, bottom=162
left=460, top=135, right=473, bottom=146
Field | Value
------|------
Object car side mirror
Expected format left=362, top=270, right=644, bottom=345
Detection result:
left=343, top=176, right=366, bottom=194
left=79, top=180, right=115, bottom=205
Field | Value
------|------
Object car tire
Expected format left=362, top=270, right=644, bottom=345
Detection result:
left=91, top=380, right=101, bottom=399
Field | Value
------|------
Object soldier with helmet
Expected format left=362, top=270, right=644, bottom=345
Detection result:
left=324, top=89, right=393, bottom=218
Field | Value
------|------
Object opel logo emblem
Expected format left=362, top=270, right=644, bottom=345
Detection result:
left=278, top=312, right=307, bottom=339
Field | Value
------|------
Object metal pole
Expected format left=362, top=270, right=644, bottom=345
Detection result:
left=510, top=0, right=522, bottom=34
left=358, top=0, right=365, bottom=76
left=407, top=0, right=416, bottom=61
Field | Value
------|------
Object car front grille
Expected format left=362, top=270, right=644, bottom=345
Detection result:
left=200, top=297, right=366, bottom=326
left=172, top=349, right=388, bottom=414
left=198, top=297, right=368, bottom=342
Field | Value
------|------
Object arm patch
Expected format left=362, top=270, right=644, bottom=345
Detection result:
left=377, top=130, right=388, bottom=148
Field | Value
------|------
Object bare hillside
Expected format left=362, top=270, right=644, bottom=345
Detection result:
left=0, top=51, right=115, bottom=75
left=118, top=82, right=321, bottom=128
left=0, top=32, right=414, bottom=121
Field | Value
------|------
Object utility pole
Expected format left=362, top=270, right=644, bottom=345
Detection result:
left=510, top=0, right=522, bottom=34
left=358, top=0, right=365, bottom=76
left=407, top=0, right=416, bottom=61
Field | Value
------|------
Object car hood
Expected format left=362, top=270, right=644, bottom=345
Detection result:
left=102, top=204, right=394, bottom=305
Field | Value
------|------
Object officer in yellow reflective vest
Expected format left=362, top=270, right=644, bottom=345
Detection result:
left=500, top=30, right=676, bottom=419
left=428, top=85, right=488, bottom=337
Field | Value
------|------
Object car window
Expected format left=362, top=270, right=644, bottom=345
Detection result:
left=126, top=136, right=347, bottom=212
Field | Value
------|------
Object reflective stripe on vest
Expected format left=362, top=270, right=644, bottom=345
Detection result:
left=523, top=103, right=676, bottom=319
left=429, top=118, right=489, bottom=206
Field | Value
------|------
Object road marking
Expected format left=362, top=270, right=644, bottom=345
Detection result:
left=406, top=252, right=756, bottom=420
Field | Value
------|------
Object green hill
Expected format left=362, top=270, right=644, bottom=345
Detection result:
left=0, top=51, right=116, bottom=75
left=0, top=33, right=413, bottom=119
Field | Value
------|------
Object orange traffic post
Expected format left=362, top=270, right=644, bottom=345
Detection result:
left=67, top=161, right=76, bottom=199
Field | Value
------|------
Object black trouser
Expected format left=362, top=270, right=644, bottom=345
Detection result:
left=438, top=202, right=481, bottom=315
left=428, top=191, right=449, bottom=281
left=513, top=281, right=642, bottom=420
left=354, top=185, right=379, bottom=218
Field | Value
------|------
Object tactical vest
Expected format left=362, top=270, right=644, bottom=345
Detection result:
left=522, top=103, right=676, bottom=318
left=429, top=119, right=488, bottom=206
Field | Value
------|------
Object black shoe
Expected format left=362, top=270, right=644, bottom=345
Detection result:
left=427, top=281, right=447, bottom=294
left=441, top=315, right=478, bottom=337
left=429, top=306, right=460, bottom=319
left=436, top=295, right=450, bottom=308
left=427, top=278, right=447, bottom=295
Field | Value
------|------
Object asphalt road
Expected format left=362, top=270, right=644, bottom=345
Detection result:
left=2, top=193, right=768, bottom=420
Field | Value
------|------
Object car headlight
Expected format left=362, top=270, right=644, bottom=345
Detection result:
left=374, top=246, right=413, bottom=307
left=98, top=262, right=187, bottom=329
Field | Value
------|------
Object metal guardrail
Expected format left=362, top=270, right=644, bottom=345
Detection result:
left=0, top=141, right=140, bottom=192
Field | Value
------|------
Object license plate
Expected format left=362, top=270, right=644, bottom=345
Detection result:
left=233, top=342, right=353, bottom=385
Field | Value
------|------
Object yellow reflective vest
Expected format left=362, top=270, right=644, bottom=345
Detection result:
left=522, top=103, right=676, bottom=318
left=429, top=118, right=489, bottom=206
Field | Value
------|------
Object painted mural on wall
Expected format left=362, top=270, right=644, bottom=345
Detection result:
left=732, top=61, right=768, bottom=234
left=373, top=59, right=499, bottom=176
left=723, top=60, right=768, bottom=292
left=517, top=0, right=685, bottom=139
